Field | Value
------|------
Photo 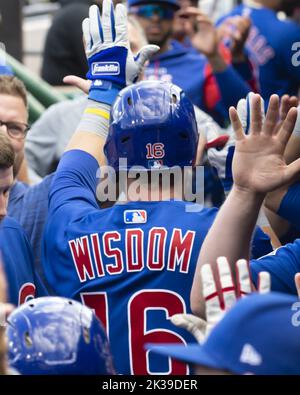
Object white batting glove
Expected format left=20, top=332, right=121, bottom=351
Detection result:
left=170, top=314, right=207, bottom=344
left=83, top=0, right=159, bottom=104
left=236, top=92, right=265, bottom=134
left=171, top=257, right=270, bottom=343
left=203, top=257, right=270, bottom=335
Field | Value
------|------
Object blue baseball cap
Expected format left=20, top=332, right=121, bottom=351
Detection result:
left=127, top=0, right=180, bottom=11
left=147, top=293, right=300, bottom=375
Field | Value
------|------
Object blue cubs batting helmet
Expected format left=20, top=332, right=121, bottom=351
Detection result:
left=6, top=297, right=116, bottom=375
left=104, top=80, right=198, bottom=171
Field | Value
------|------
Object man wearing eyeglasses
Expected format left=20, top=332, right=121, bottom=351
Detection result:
left=128, top=0, right=253, bottom=125
left=0, top=75, right=51, bottom=293
left=0, top=76, right=29, bottom=181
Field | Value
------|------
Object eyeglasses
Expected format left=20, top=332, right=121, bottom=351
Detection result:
left=0, top=120, right=29, bottom=139
left=130, top=5, right=175, bottom=20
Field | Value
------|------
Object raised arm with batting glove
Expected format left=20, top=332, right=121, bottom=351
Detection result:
left=65, top=0, right=159, bottom=164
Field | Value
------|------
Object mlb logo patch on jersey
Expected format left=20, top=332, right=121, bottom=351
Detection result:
left=147, top=159, right=164, bottom=169
left=124, top=210, right=147, bottom=224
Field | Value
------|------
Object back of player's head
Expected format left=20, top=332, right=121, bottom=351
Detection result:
left=147, top=292, right=300, bottom=375
left=104, top=80, right=198, bottom=171
left=6, top=297, right=116, bottom=375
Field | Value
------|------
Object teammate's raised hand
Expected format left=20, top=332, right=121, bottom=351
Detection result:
left=170, top=313, right=207, bottom=344
left=188, top=9, right=219, bottom=58
left=230, top=94, right=300, bottom=194
left=172, top=257, right=270, bottom=343
left=217, top=16, right=251, bottom=62
left=82, top=0, right=159, bottom=104
left=201, top=257, right=270, bottom=333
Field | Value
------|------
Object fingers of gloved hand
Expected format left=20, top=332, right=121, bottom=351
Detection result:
left=89, top=4, right=104, bottom=46
left=134, top=45, right=160, bottom=68
left=216, top=257, right=236, bottom=310
left=201, top=263, right=223, bottom=325
left=257, top=271, right=271, bottom=294
left=115, top=3, right=128, bottom=46
left=236, top=259, right=253, bottom=297
left=82, top=18, right=91, bottom=51
left=171, top=314, right=207, bottom=344
left=102, top=0, right=115, bottom=44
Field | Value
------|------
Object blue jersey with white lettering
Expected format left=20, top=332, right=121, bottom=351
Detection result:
left=218, top=4, right=300, bottom=99
left=0, top=217, right=46, bottom=305
left=251, top=239, right=300, bottom=295
left=42, top=150, right=272, bottom=375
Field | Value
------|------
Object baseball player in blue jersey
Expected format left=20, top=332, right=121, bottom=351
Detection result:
left=128, top=0, right=253, bottom=125
left=42, top=0, right=272, bottom=375
left=217, top=0, right=300, bottom=100
left=191, top=92, right=300, bottom=317
left=0, top=133, right=45, bottom=305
